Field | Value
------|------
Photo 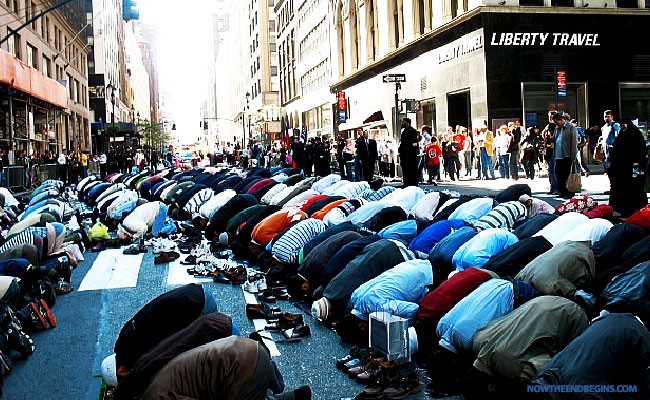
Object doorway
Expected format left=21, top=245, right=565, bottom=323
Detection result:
left=447, top=91, right=471, bottom=132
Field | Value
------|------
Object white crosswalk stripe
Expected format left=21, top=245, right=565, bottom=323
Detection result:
left=78, top=248, right=144, bottom=291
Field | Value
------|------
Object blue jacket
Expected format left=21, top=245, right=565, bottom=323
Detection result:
left=429, top=226, right=477, bottom=278
left=453, top=228, right=519, bottom=271
left=378, top=220, right=418, bottom=245
left=437, top=278, right=514, bottom=353
left=447, top=198, right=494, bottom=225
left=349, top=259, right=433, bottom=321
left=409, top=219, right=465, bottom=255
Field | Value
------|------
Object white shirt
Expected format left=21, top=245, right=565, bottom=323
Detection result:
left=57, top=154, right=67, bottom=164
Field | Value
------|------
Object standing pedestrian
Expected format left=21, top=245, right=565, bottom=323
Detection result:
left=552, top=112, right=579, bottom=199
left=477, top=125, right=495, bottom=179
left=425, top=136, right=442, bottom=184
left=356, top=130, right=378, bottom=181
left=398, top=118, right=420, bottom=187
left=607, top=118, right=648, bottom=217
left=99, top=152, right=108, bottom=179
left=543, top=111, right=559, bottom=195
left=509, top=120, right=523, bottom=180
left=495, top=125, right=512, bottom=179
left=57, top=150, right=68, bottom=184
left=520, top=126, right=540, bottom=180
left=601, top=110, right=620, bottom=194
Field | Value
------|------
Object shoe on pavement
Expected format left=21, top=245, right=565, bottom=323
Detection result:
left=122, top=245, right=140, bottom=255
left=154, top=251, right=180, bottom=264
left=38, top=299, right=57, bottom=328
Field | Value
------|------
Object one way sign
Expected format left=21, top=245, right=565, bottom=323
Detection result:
left=382, top=74, right=406, bottom=83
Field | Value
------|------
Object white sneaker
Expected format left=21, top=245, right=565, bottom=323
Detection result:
left=243, top=279, right=259, bottom=293
left=256, top=276, right=267, bottom=291
left=144, top=237, right=159, bottom=247
left=153, top=238, right=177, bottom=254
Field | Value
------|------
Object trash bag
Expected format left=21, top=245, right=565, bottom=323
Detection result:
left=88, top=222, right=110, bottom=241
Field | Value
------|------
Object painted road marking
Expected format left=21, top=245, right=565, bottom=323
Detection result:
left=78, top=248, right=144, bottom=291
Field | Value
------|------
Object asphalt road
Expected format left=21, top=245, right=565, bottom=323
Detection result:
left=2, top=169, right=617, bottom=400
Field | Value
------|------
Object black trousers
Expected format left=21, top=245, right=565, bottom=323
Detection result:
left=361, top=159, right=375, bottom=181
left=555, top=157, right=573, bottom=196
left=400, top=156, right=418, bottom=186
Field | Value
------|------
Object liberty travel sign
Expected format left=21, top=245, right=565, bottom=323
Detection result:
left=489, top=32, right=600, bottom=47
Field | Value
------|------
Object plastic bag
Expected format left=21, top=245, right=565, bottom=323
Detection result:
left=88, top=222, right=110, bottom=241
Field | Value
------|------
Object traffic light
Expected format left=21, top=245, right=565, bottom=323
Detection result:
left=123, top=0, right=139, bottom=21
left=204, top=121, right=208, bottom=130
left=172, top=123, right=176, bottom=130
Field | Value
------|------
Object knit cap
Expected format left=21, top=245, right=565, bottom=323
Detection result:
left=311, top=297, right=332, bottom=320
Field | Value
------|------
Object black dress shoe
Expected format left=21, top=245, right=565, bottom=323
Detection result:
left=257, top=289, right=276, bottom=303
left=91, top=242, right=106, bottom=252
left=180, top=255, right=197, bottom=265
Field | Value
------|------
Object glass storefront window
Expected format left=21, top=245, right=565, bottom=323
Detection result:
left=522, top=82, right=587, bottom=129
left=620, top=84, right=650, bottom=136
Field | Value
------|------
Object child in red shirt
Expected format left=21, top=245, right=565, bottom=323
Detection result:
left=425, top=137, right=442, bottom=184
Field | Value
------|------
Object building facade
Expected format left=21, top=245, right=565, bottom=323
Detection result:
left=214, top=0, right=280, bottom=148
left=330, top=0, right=650, bottom=143
left=276, top=0, right=334, bottom=141
left=1, top=0, right=90, bottom=163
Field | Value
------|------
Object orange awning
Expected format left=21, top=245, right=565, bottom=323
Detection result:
left=0, top=49, right=68, bottom=109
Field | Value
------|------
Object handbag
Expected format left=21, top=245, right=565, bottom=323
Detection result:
left=594, top=139, right=605, bottom=162
left=567, top=161, right=582, bottom=193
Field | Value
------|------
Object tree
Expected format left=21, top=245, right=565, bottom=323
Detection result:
left=138, top=119, right=171, bottom=157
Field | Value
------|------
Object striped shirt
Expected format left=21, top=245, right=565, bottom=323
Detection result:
left=361, top=186, right=396, bottom=202
left=473, top=201, right=528, bottom=231
left=272, top=219, right=327, bottom=264
left=184, top=188, right=215, bottom=215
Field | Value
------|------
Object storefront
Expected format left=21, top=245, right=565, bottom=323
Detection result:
left=331, top=9, right=650, bottom=139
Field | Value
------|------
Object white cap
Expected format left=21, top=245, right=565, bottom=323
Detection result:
left=101, top=354, right=118, bottom=387
left=218, top=232, right=229, bottom=245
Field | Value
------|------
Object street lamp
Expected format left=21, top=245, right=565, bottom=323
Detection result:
left=244, top=92, right=250, bottom=152
left=106, top=83, right=117, bottom=150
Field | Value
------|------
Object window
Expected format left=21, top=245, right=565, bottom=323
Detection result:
left=519, top=0, right=543, bottom=5
left=42, top=55, right=51, bottom=77
left=30, top=2, right=36, bottom=29
left=26, top=43, right=37, bottom=67
left=269, top=20, right=275, bottom=32
left=551, top=0, right=574, bottom=6
left=618, top=0, right=639, bottom=7
left=268, top=0, right=274, bottom=6
left=271, top=66, right=277, bottom=76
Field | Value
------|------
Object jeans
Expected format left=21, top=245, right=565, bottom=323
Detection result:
left=354, top=158, right=362, bottom=182
left=480, top=148, right=495, bottom=178
left=464, top=151, right=472, bottom=176
left=447, top=156, right=460, bottom=180
left=547, top=156, right=558, bottom=193
left=498, top=154, right=510, bottom=179
left=202, top=290, right=219, bottom=314
left=345, top=160, right=354, bottom=181
left=509, top=149, right=519, bottom=179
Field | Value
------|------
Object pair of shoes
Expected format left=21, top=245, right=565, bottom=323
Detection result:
left=382, top=373, right=422, bottom=399
left=244, top=273, right=267, bottom=293
left=123, top=244, right=140, bottom=255
left=154, top=251, right=180, bottom=264
left=180, top=255, right=198, bottom=265
left=212, top=266, right=247, bottom=284
left=273, top=287, right=290, bottom=300
left=257, top=289, right=276, bottom=303
left=336, top=346, right=362, bottom=369
left=246, top=303, right=281, bottom=320
left=153, top=238, right=177, bottom=254
left=281, top=324, right=311, bottom=340
left=90, top=242, right=106, bottom=252
left=265, top=313, right=304, bottom=330
left=349, top=359, right=396, bottom=383
left=186, top=264, right=214, bottom=277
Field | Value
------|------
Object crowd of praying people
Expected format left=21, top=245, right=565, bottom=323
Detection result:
left=2, top=155, right=650, bottom=398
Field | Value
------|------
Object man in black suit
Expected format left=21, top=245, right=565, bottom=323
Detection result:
left=356, top=130, right=378, bottom=181
left=399, top=118, right=420, bottom=187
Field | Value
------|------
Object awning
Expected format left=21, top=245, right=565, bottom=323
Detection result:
left=337, top=119, right=368, bottom=131
left=0, top=49, right=68, bottom=109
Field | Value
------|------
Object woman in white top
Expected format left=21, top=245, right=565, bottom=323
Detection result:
left=495, top=125, right=512, bottom=179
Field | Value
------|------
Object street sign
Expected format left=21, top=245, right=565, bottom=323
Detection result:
left=382, top=74, right=406, bottom=83
left=557, top=70, right=567, bottom=97
left=404, top=99, right=421, bottom=112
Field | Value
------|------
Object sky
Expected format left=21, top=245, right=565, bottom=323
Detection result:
left=136, top=0, right=218, bottom=143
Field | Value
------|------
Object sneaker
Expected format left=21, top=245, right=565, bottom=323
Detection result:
left=243, top=279, right=259, bottom=293
left=4, top=322, right=35, bottom=359
left=153, top=238, right=177, bottom=254
left=256, top=275, right=268, bottom=292
left=38, top=299, right=57, bottom=328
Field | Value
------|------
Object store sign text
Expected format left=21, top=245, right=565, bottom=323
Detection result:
left=490, top=32, right=600, bottom=47
left=437, top=34, right=483, bottom=64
